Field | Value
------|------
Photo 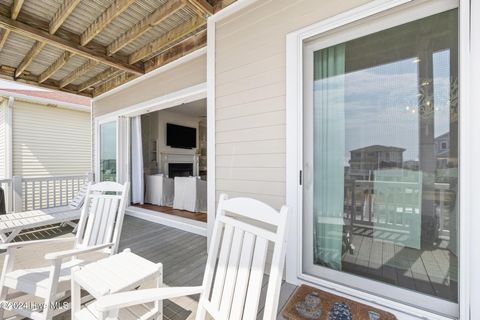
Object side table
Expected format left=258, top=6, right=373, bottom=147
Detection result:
left=71, top=249, right=162, bottom=320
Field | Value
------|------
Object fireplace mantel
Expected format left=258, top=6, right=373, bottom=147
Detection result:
left=161, top=153, right=199, bottom=177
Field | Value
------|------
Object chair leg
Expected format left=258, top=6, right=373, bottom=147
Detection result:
left=0, top=249, right=15, bottom=320
left=71, top=267, right=81, bottom=320
left=154, top=263, right=163, bottom=320
left=42, top=260, right=62, bottom=320
left=0, top=286, right=8, bottom=320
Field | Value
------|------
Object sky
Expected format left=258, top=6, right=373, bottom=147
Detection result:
left=313, top=49, right=452, bottom=164
left=0, top=78, right=48, bottom=91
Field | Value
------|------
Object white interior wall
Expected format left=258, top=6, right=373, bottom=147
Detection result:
left=141, top=109, right=201, bottom=174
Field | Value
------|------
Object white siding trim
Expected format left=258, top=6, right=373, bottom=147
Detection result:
left=206, top=18, right=215, bottom=244
left=5, top=97, right=13, bottom=179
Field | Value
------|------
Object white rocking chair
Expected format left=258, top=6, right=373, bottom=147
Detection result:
left=0, top=181, right=130, bottom=320
left=73, top=193, right=289, bottom=320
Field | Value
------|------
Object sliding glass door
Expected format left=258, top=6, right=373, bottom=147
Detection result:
left=99, top=120, right=117, bottom=182
left=303, top=6, right=459, bottom=316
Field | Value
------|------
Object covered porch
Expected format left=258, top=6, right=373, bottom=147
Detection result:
left=0, top=216, right=296, bottom=320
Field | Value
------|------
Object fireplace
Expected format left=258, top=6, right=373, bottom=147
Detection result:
left=168, top=163, right=193, bottom=178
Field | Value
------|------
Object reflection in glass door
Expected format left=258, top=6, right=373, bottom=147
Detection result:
left=303, top=8, right=459, bottom=314
left=99, top=121, right=117, bottom=182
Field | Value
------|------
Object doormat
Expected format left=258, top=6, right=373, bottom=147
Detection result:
left=282, top=284, right=397, bottom=320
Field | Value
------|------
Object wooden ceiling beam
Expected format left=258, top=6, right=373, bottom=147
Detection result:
left=93, top=71, right=137, bottom=97
left=11, top=0, right=25, bottom=20
left=78, top=67, right=120, bottom=92
left=107, top=0, right=187, bottom=56
left=0, top=0, right=23, bottom=53
left=129, top=15, right=206, bottom=64
left=144, top=29, right=206, bottom=73
left=213, top=0, right=235, bottom=12
left=59, top=59, right=98, bottom=88
left=39, top=51, right=74, bottom=83
left=15, top=40, right=45, bottom=77
left=49, top=0, right=82, bottom=34
left=186, top=0, right=213, bottom=16
left=0, top=64, right=91, bottom=97
left=0, top=29, right=9, bottom=51
left=80, top=0, right=136, bottom=46
left=95, top=29, right=208, bottom=97
left=0, top=5, right=144, bottom=75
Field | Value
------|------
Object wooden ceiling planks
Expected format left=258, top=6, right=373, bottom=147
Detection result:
left=0, top=0, right=231, bottom=97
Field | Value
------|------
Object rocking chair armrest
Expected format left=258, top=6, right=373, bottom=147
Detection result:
left=95, top=286, right=204, bottom=312
left=0, top=237, right=75, bottom=250
left=44, top=242, right=114, bottom=261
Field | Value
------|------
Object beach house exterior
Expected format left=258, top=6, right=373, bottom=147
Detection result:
left=0, top=89, right=91, bottom=178
left=0, top=0, right=478, bottom=319
left=0, top=89, right=91, bottom=212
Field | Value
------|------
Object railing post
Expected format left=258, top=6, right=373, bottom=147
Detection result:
left=12, top=176, right=23, bottom=213
left=86, top=172, right=94, bottom=182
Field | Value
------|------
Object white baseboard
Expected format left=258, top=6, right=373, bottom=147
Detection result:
left=126, top=206, right=207, bottom=237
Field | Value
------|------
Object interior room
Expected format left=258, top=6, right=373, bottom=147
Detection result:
left=130, top=98, right=207, bottom=223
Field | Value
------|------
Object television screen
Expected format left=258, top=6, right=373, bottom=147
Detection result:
left=166, top=123, right=196, bottom=149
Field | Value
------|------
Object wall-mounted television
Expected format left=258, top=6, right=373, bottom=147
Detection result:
left=166, top=123, right=196, bottom=149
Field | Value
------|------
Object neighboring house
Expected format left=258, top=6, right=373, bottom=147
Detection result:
left=435, top=132, right=450, bottom=168
left=0, top=89, right=91, bottom=178
left=348, top=145, right=405, bottom=180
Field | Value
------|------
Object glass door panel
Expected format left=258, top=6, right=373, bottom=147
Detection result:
left=99, top=121, right=117, bottom=182
left=303, top=8, right=459, bottom=309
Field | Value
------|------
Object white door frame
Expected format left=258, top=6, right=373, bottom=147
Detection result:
left=94, top=82, right=209, bottom=234
left=286, top=0, right=473, bottom=319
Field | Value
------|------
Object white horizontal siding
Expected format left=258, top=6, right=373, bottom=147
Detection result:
left=13, top=100, right=91, bottom=177
left=215, top=125, right=285, bottom=143
left=216, top=154, right=285, bottom=168
left=214, top=0, right=372, bottom=209
left=93, top=54, right=207, bottom=118
left=215, top=96, right=284, bottom=120
left=216, top=110, right=285, bottom=132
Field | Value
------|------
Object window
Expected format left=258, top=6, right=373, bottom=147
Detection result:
left=303, top=8, right=459, bottom=314
left=99, top=121, right=117, bottom=182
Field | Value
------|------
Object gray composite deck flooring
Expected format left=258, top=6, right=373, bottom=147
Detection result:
left=0, top=216, right=296, bottom=320
left=340, top=226, right=458, bottom=302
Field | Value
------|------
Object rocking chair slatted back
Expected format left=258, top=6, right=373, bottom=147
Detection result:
left=74, top=182, right=130, bottom=254
left=196, top=194, right=289, bottom=320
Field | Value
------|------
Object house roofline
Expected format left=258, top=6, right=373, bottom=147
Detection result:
left=0, top=90, right=90, bottom=112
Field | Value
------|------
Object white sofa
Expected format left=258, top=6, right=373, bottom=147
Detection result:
left=144, top=174, right=174, bottom=206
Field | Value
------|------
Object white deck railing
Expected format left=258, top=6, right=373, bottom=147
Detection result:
left=0, top=178, right=12, bottom=213
left=0, top=173, right=93, bottom=213
left=348, top=180, right=453, bottom=236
